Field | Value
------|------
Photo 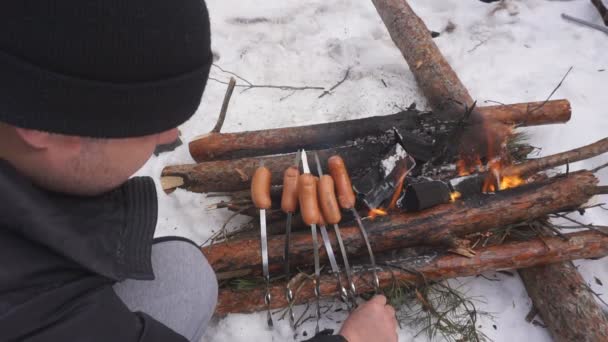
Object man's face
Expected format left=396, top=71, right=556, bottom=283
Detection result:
left=4, top=125, right=179, bottom=196
left=73, top=128, right=180, bottom=195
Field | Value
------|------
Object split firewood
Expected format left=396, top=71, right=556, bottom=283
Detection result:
left=162, top=136, right=393, bottom=193
left=592, top=0, right=608, bottom=26
left=189, top=100, right=571, bottom=162
left=215, top=230, right=608, bottom=315
left=519, top=261, right=608, bottom=342
left=203, top=171, right=599, bottom=279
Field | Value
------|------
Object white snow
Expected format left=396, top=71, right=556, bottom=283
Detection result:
left=135, top=0, right=608, bottom=340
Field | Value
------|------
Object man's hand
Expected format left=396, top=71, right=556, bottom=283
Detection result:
left=339, top=295, right=398, bottom=342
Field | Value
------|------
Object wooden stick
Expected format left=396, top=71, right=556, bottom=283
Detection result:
left=212, top=77, right=236, bottom=133
left=519, top=261, right=608, bottom=342
left=189, top=100, right=571, bottom=162
left=203, top=171, right=599, bottom=279
left=215, top=230, right=608, bottom=315
left=502, top=137, right=608, bottom=178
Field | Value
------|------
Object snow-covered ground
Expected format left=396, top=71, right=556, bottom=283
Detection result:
left=136, top=0, right=608, bottom=340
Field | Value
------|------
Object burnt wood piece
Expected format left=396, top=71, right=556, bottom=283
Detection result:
left=203, top=171, right=599, bottom=279
left=592, top=0, right=608, bottom=26
left=403, top=181, right=451, bottom=211
left=188, top=100, right=571, bottom=162
left=215, top=230, right=608, bottom=315
left=519, top=261, right=608, bottom=341
left=163, top=136, right=395, bottom=193
left=503, top=137, right=608, bottom=178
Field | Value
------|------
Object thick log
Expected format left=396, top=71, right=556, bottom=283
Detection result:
left=162, top=136, right=394, bottom=193
left=370, top=0, right=473, bottom=115
left=503, top=137, right=608, bottom=178
left=203, top=171, right=599, bottom=279
left=189, top=100, right=571, bottom=162
left=519, top=261, right=608, bottom=342
left=215, top=231, right=608, bottom=315
left=592, top=0, right=608, bottom=26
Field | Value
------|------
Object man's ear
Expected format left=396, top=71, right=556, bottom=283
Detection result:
left=14, top=127, right=81, bottom=152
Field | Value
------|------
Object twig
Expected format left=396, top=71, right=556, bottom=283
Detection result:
left=551, top=212, right=608, bottom=237
left=212, top=77, right=236, bottom=133
left=528, top=66, right=573, bottom=114
left=213, top=64, right=253, bottom=86
left=592, top=161, right=608, bottom=173
left=597, top=186, right=608, bottom=195
left=318, top=67, right=351, bottom=98
left=562, top=13, right=608, bottom=34
left=209, top=77, right=325, bottom=92
left=200, top=207, right=250, bottom=247
left=582, top=282, right=608, bottom=307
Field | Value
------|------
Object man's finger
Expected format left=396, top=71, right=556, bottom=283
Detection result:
left=369, top=294, right=387, bottom=306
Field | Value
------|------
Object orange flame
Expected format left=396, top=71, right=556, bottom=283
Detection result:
left=450, top=191, right=462, bottom=202
left=457, top=117, right=524, bottom=193
left=368, top=208, right=388, bottom=220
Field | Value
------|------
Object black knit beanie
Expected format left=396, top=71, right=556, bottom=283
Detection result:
left=0, top=1, right=212, bottom=138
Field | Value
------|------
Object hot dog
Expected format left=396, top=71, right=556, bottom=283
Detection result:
left=281, top=166, right=300, bottom=213
left=328, top=156, right=356, bottom=209
left=298, top=174, right=321, bottom=226
left=317, top=175, right=342, bottom=225
left=251, top=166, right=272, bottom=210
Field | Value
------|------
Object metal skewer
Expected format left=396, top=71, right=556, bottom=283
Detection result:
left=283, top=151, right=301, bottom=327
left=301, top=150, right=322, bottom=334
left=313, top=152, right=349, bottom=304
left=252, top=162, right=274, bottom=329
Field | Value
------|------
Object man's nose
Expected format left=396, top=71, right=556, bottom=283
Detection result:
left=157, top=128, right=179, bottom=146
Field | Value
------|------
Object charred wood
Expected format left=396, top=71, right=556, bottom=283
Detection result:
left=189, top=100, right=570, bottom=163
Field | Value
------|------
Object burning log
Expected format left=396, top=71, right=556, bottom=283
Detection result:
left=204, top=171, right=599, bottom=279
left=189, top=100, right=571, bottom=162
left=519, top=261, right=608, bottom=342
left=162, top=136, right=394, bottom=193
left=215, top=230, right=608, bottom=315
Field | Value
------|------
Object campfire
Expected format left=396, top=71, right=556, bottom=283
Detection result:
left=160, top=1, right=608, bottom=340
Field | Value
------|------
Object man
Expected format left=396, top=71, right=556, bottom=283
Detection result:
left=0, top=1, right=397, bottom=341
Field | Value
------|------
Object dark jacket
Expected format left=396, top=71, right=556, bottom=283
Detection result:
left=0, top=160, right=345, bottom=342
left=0, top=160, right=186, bottom=341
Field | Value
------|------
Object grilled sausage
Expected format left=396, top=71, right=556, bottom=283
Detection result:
left=328, top=156, right=356, bottom=209
left=298, top=174, right=321, bottom=225
left=318, top=175, right=342, bottom=225
left=281, top=166, right=300, bottom=213
left=251, top=166, right=272, bottom=210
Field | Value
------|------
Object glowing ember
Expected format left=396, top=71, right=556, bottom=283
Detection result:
left=368, top=208, right=388, bottom=219
left=450, top=191, right=462, bottom=202
left=500, top=175, right=525, bottom=190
